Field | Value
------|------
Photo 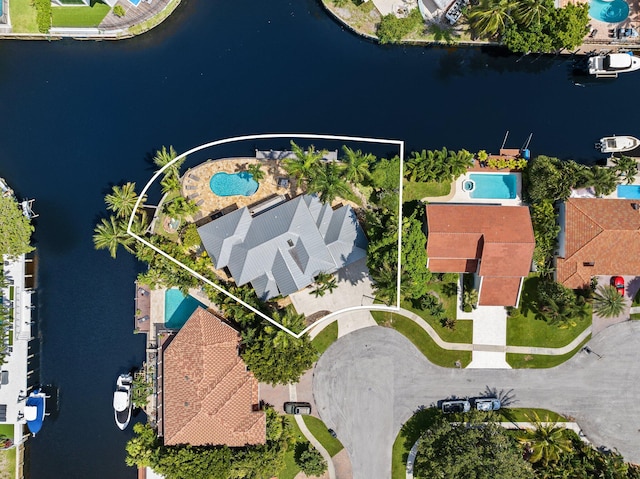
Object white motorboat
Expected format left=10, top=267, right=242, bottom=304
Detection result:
left=25, top=389, right=47, bottom=436
left=588, top=52, right=640, bottom=78
left=113, top=374, right=133, bottom=430
left=596, top=135, right=640, bottom=153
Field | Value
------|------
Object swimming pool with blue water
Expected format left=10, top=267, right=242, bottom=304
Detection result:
left=164, top=289, right=207, bottom=329
left=468, top=173, right=517, bottom=199
left=617, top=184, right=640, bottom=199
left=590, top=0, right=629, bottom=23
left=210, top=171, right=259, bottom=197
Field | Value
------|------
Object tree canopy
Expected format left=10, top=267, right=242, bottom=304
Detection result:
left=0, top=196, right=35, bottom=257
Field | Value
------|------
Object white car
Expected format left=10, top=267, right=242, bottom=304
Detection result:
left=475, top=398, right=501, bottom=411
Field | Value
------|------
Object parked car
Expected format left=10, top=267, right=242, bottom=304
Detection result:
left=612, top=276, right=625, bottom=296
left=441, top=399, right=471, bottom=414
left=284, top=402, right=312, bottom=415
left=474, top=398, right=501, bottom=411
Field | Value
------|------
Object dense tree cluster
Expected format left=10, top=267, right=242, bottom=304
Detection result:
left=405, top=148, right=474, bottom=184
left=125, top=408, right=296, bottom=479
left=0, top=195, right=35, bottom=258
left=466, top=0, right=590, bottom=53
left=376, top=8, right=424, bottom=44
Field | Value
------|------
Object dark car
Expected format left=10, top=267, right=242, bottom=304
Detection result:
left=441, top=399, right=471, bottom=414
left=612, top=276, right=625, bottom=296
left=284, top=402, right=312, bottom=415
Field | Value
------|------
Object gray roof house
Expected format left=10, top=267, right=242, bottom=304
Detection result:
left=198, top=195, right=368, bottom=300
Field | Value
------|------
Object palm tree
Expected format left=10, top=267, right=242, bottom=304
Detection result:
left=308, top=162, right=351, bottom=204
left=341, top=146, right=375, bottom=184
left=265, top=308, right=306, bottom=348
left=467, top=0, right=517, bottom=38
left=93, top=216, right=136, bottom=258
left=153, top=145, right=184, bottom=175
left=589, top=166, right=618, bottom=197
left=283, top=141, right=324, bottom=183
left=514, top=0, right=550, bottom=27
left=163, top=197, right=199, bottom=221
left=593, top=285, right=626, bottom=318
left=371, top=261, right=405, bottom=305
left=611, top=155, right=638, bottom=184
left=247, top=163, right=265, bottom=181
left=447, top=149, right=474, bottom=180
left=160, top=173, right=181, bottom=195
left=518, top=414, right=574, bottom=466
left=105, top=182, right=143, bottom=219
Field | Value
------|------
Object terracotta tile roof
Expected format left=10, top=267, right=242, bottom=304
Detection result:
left=479, top=277, right=522, bottom=306
left=426, top=204, right=534, bottom=307
left=162, top=307, right=265, bottom=447
left=557, top=199, right=640, bottom=289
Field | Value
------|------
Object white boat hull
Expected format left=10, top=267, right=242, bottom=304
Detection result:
left=113, top=374, right=133, bottom=430
left=588, top=53, right=640, bottom=78
left=597, top=135, right=640, bottom=153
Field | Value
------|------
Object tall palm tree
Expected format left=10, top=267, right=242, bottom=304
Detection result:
left=153, top=145, right=184, bottom=172
left=341, top=146, right=375, bottom=184
left=93, top=216, right=136, bottom=258
left=163, top=197, right=199, bottom=221
left=160, top=173, right=181, bottom=195
left=593, top=285, right=626, bottom=318
left=105, top=182, right=143, bottom=219
left=447, top=149, right=474, bottom=180
left=518, top=415, right=573, bottom=466
left=611, top=155, right=638, bottom=184
left=589, top=166, right=618, bottom=197
left=514, top=0, right=550, bottom=27
left=467, top=0, right=517, bottom=38
left=283, top=141, right=324, bottom=182
left=371, top=261, right=409, bottom=305
left=308, top=162, right=351, bottom=204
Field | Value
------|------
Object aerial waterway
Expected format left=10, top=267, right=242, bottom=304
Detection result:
left=0, top=0, right=636, bottom=477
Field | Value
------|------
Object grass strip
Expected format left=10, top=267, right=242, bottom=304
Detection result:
left=51, top=3, right=110, bottom=27
left=311, top=321, right=338, bottom=355
left=506, top=336, right=590, bottom=369
left=403, top=179, right=450, bottom=202
left=372, top=311, right=471, bottom=368
left=302, top=415, right=344, bottom=457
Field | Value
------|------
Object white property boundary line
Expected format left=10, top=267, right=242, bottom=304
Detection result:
left=127, top=133, right=404, bottom=338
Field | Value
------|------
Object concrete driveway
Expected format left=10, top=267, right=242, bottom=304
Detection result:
left=313, top=323, right=640, bottom=479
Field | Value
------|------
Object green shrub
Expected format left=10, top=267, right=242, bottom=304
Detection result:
left=377, top=8, right=423, bottom=44
left=113, top=5, right=126, bottom=17
left=34, top=0, right=51, bottom=33
left=486, top=157, right=528, bottom=170
left=181, top=223, right=201, bottom=249
left=295, top=444, right=327, bottom=477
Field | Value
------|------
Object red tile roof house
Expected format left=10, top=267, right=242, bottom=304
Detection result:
left=160, top=307, right=266, bottom=447
left=425, top=204, right=535, bottom=307
left=556, top=198, right=640, bottom=289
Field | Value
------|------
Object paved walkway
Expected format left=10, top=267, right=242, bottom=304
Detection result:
left=468, top=306, right=509, bottom=369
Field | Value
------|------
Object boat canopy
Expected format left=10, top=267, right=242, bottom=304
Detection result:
left=24, top=405, right=38, bottom=421
left=113, top=391, right=129, bottom=412
left=608, top=53, right=633, bottom=69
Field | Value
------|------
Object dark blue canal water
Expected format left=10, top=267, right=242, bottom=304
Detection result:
left=0, top=0, right=636, bottom=477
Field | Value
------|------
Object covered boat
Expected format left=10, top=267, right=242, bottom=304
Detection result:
left=25, top=389, right=47, bottom=436
left=113, top=374, right=133, bottom=430
left=596, top=135, right=640, bottom=153
left=588, top=52, right=640, bottom=78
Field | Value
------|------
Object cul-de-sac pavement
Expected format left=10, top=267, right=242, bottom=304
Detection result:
left=314, top=321, right=640, bottom=479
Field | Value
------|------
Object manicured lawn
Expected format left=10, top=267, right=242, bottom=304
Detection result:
left=498, top=407, right=568, bottom=423
left=52, top=3, right=111, bottom=27
left=0, top=448, right=16, bottom=479
left=507, top=276, right=591, bottom=348
left=311, top=321, right=338, bottom=355
left=9, top=0, right=39, bottom=33
left=280, top=417, right=306, bottom=479
left=403, top=179, right=450, bottom=202
left=372, top=312, right=472, bottom=368
left=506, top=336, right=590, bottom=369
left=302, top=415, right=344, bottom=457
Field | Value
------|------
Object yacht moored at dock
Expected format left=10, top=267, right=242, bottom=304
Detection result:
left=596, top=135, right=640, bottom=153
left=113, top=374, right=133, bottom=430
left=24, top=390, right=47, bottom=437
left=588, top=52, right=640, bottom=78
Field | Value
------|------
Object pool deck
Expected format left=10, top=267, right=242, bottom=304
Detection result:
left=181, top=157, right=304, bottom=222
left=559, top=0, right=640, bottom=46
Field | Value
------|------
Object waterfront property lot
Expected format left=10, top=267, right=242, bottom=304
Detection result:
left=403, top=179, right=450, bottom=201
left=52, top=3, right=111, bottom=27
left=8, top=0, right=38, bottom=33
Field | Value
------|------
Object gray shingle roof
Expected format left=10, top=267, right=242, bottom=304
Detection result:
left=198, top=195, right=368, bottom=299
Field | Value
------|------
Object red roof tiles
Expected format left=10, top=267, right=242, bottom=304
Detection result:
left=426, top=205, right=534, bottom=307
left=557, top=199, right=640, bottom=289
left=162, top=307, right=265, bottom=447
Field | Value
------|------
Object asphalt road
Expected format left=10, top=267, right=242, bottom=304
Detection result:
left=313, top=322, right=640, bottom=479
